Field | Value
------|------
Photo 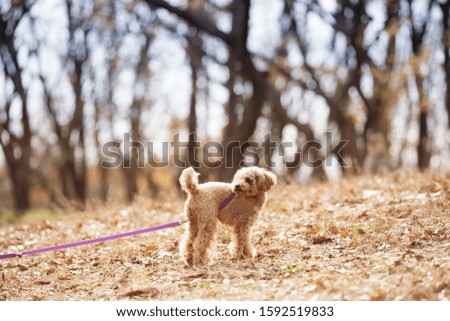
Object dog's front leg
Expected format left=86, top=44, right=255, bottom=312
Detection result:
left=232, top=223, right=256, bottom=260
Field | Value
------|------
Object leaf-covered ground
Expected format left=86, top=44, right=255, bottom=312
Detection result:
left=1, top=171, right=449, bottom=300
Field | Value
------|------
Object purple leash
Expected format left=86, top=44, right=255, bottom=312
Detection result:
left=0, top=221, right=181, bottom=260
left=0, top=193, right=236, bottom=261
left=219, top=192, right=236, bottom=210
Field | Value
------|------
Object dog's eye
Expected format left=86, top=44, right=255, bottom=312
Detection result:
left=245, top=177, right=253, bottom=184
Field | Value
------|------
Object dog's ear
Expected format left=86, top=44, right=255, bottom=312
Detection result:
left=264, top=171, right=277, bottom=188
left=258, top=170, right=277, bottom=191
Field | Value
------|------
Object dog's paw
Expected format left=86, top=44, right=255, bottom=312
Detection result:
left=185, top=255, right=193, bottom=266
left=232, top=244, right=256, bottom=261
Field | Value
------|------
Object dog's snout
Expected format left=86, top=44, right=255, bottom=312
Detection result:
left=235, top=184, right=242, bottom=191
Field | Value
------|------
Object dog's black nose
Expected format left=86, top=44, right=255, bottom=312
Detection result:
left=235, top=184, right=242, bottom=191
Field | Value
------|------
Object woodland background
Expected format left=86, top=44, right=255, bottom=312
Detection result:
left=0, top=0, right=449, bottom=215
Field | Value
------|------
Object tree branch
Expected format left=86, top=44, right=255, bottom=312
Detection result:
left=143, top=0, right=233, bottom=45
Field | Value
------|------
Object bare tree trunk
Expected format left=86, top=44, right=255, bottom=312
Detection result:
left=71, top=59, right=87, bottom=202
left=440, top=2, right=450, bottom=127
left=94, top=102, right=108, bottom=202
left=187, top=35, right=201, bottom=170
left=38, top=0, right=90, bottom=205
left=417, top=75, right=430, bottom=169
left=40, top=70, right=85, bottom=203
left=408, top=0, right=432, bottom=170
left=1, top=95, right=32, bottom=214
left=361, top=4, right=398, bottom=173
left=0, top=5, right=33, bottom=213
left=217, top=56, right=239, bottom=181
left=217, top=0, right=267, bottom=180
left=122, top=101, right=142, bottom=203
left=2, top=147, right=31, bottom=213
left=99, top=164, right=108, bottom=202
left=122, top=37, right=152, bottom=202
left=123, top=155, right=139, bottom=202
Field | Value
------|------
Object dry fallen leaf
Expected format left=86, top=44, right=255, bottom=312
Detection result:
left=312, top=235, right=332, bottom=245
left=123, top=287, right=160, bottom=298
left=140, top=244, right=158, bottom=252
left=35, top=280, right=51, bottom=285
left=46, top=268, right=56, bottom=275
left=306, top=225, right=321, bottom=235
left=434, top=283, right=448, bottom=293
left=182, top=273, right=206, bottom=281
left=329, top=226, right=339, bottom=234
left=370, top=290, right=387, bottom=301
left=18, top=264, right=29, bottom=271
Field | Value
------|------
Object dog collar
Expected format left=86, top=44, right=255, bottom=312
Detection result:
left=219, top=193, right=236, bottom=210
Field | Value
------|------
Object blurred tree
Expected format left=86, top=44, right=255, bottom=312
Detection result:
left=407, top=0, right=433, bottom=169
left=439, top=0, right=449, bottom=128
left=0, top=0, right=34, bottom=213
left=278, top=0, right=401, bottom=173
left=39, top=0, right=92, bottom=204
left=144, top=0, right=318, bottom=180
left=276, top=0, right=365, bottom=174
left=123, top=35, right=152, bottom=202
left=91, top=1, right=122, bottom=203
left=94, top=1, right=159, bottom=202
left=143, top=0, right=267, bottom=180
left=268, top=0, right=448, bottom=174
left=186, top=33, right=202, bottom=172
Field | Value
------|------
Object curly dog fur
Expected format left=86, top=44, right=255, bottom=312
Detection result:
left=179, top=167, right=277, bottom=265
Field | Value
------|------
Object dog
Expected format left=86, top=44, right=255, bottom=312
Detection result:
left=179, top=167, right=277, bottom=265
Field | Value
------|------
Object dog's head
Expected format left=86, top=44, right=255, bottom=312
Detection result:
left=232, top=167, right=277, bottom=196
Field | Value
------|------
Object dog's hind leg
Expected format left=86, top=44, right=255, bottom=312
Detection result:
left=192, top=214, right=218, bottom=265
left=181, top=212, right=199, bottom=265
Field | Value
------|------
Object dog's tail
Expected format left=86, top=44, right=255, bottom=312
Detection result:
left=179, top=167, right=199, bottom=194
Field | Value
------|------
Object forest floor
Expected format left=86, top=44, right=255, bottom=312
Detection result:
left=1, top=171, right=449, bottom=301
